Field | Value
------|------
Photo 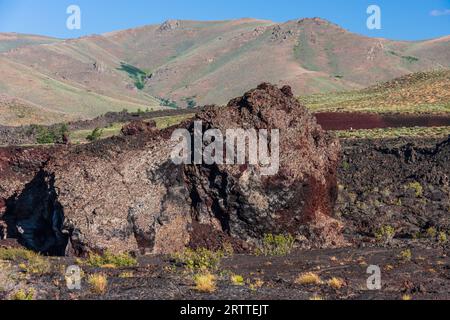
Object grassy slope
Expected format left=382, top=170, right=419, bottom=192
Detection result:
left=0, top=37, right=163, bottom=125
left=69, top=114, right=194, bottom=144
left=300, top=70, right=450, bottom=114
left=0, top=95, right=70, bottom=126
left=0, top=57, right=161, bottom=126
left=122, top=19, right=363, bottom=104
left=101, top=18, right=450, bottom=106
left=0, top=33, right=60, bottom=52
left=335, top=126, right=450, bottom=139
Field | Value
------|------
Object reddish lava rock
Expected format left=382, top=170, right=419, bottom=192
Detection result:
left=121, top=120, right=157, bottom=136
left=185, top=83, right=343, bottom=248
left=0, top=198, right=5, bottom=215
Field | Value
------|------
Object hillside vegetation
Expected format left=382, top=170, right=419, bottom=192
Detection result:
left=300, top=70, right=450, bottom=114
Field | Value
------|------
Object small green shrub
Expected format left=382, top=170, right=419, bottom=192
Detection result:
left=37, top=128, right=54, bottom=144
left=257, top=234, right=295, bottom=256
left=400, top=249, right=412, bottom=261
left=9, top=288, right=35, bottom=300
left=375, top=225, right=396, bottom=244
left=34, top=124, right=69, bottom=144
left=402, top=55, right=419, bottom=63
left=185, top=97, right=197, bottom=109
left=426, top=227, right=437, bottom=238
left=86, top=128, right=103, bottom=142
left=222, top=242, right=234, bottom=257
left=172, top=248, right=224, bottom=272
left=387, top=51, right=419, bottom=63
left=230, top=274, right=245, bottom=286
left=438, top=232, right=448, bottom=244
left=160, top=98, right=178, bottom=109
left=342, top=161, right=350, bottom=171
left=407, top=182, right=423, bottom=197
left=387, top=50, right=399, bottom=56
left=83, top=251, right=137, bottom=268
left=59, top=124, right=69, bottom=137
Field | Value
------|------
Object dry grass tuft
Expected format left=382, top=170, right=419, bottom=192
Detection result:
left=194, top=273, right=216, bottom=293
left=0, top=248, right=50, bottom=275
left=88, top=273, right=108, bottom=295
left=295, top=272, right=322, bottom=286
left=327, top=277, right=345, bottom=290
left=119, top=272, right=134, bottom=279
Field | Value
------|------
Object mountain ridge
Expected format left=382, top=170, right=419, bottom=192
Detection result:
left=0, top=17, right=449, bottom=125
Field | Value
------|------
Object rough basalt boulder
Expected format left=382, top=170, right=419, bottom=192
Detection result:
left=1, top=84, right=343, bottom=255
left=0, top=146, right=56, bottom=213
left=184, top=83, right=343, bottom=248
left=0, top=146, right=58, bottom=246
left=20, top=133, right=192, bottom=256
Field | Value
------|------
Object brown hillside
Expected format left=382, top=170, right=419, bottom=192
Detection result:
left=0, top=18, right=449, bottom=125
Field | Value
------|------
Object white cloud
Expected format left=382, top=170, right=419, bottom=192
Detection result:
left=430, top=9, right=450, bottom=16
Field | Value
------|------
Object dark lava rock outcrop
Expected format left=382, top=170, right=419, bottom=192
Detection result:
left=0, top=146, right=59, bottom=244
left=0, top=146, right=56, bottom=211
left=184, top=83, right=342, bottom=249
left=121, top=120, right=157, bottom=136
left=337, top=137, right=450, bottom=242
left=0, top=84, right=342, bottom=255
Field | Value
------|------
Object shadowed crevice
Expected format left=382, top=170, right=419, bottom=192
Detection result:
left=3, top=171, right=68, bottom=256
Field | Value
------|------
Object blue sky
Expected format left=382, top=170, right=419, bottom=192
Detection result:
left=0, top=0, right=449, bottom=40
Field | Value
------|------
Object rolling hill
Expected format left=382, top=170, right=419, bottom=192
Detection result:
left=299, top=70, right=450, bottom=114
left=0, top=33, right=60, bottom=53
left=0, top=17, right=449, bottom=125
